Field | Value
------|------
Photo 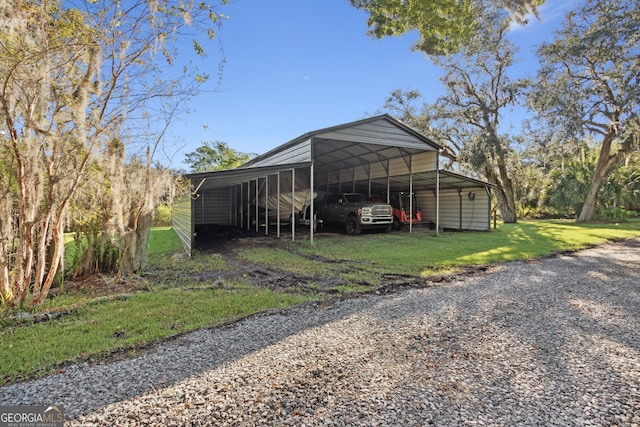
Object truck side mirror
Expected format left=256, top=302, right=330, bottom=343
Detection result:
left=337, top=198, right=343, bottom=204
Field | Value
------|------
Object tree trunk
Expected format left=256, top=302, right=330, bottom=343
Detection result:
left=578, top=134, right=618, bottom=222
left=484, top=164, right=517, bottom=223
left=117, top=210, right=153, bottom=277
left=15, top=223, right=35, bottom=306
left=32, top=220, right=65, bottom=306
left=0, top=245, right=10, bottom=304
left=498, top=171, right=517, bottom=222
left=12, top=133, right=35, bottom=307
left=495, top=187, right=518, bottom=223
left=132, top=211, right=152, bottom=271
left=578, top=182, right=600, bottom=222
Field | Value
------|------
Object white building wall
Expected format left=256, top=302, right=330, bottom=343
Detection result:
left=410, top=151, right=438, bottom=173
left=417, top=186, right=490, bottom=231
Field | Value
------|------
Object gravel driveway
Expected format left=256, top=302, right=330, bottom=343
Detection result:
left=2, top=238, right=639, bottom=426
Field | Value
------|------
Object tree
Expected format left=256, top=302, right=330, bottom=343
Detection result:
left=356, top=0, right=531, bottom=222
left=1, top=1, right=103, bottom=307
left=184, top=141, right=255, bottom=172
left=383, top=89, right=460, bottom=169
left=546, top=146, right=597, bottom=217
left=530, top=0, right=640, bottom=222
left=68, top=149, right=174, bottom=279
left=350, top=0, right=543, bottom=55
left=0, top=0, right=226, bottom=307
left=509, top=150, right=549, bottom=218
left=546, top=144, right=640, bottom=219
left=382, top=5, right=526, bottom=223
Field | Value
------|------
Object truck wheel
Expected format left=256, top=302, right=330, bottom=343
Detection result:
left=345, top=216, right=361, bottom=235
left=393, top=217, right=401, bottom=230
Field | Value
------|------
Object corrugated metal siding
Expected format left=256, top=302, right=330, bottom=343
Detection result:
left=411, top=151, right=438, bottom=172
left=388, top=157, right=410, bottom=176
left=245, top=139, right=311, bottom=168
left=417, top=187, right=490, bottom=231
left=171, top=196, right=193, bottom=256
left=324, top=170, right=339, bottom=185
left=417, top=192, right=436, bottom=224
left=368, top=161, right=388, bottom=180
left=317, top=120, right=437, bottom=150
left=323, top=165, right=371, bottom=187
left=353, top=164, right=370, bottom=181
left=194, top=187, right=233, bottom=226
left=324, top=152, right=436, bottom=185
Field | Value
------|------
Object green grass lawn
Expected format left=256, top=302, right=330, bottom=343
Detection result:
left=291, top=219, right=640, bottom=276
left=0, top=285, right=312, bottom=385
left=1, top=219, right=639, bottom=385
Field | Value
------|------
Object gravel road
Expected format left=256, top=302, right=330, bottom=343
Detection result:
left=2, top=238, right=639, bottom=426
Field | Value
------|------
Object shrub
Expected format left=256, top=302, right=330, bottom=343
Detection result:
left=595, top=206, right=630, bottom=222
left=155, top=204, right=172, bottom=226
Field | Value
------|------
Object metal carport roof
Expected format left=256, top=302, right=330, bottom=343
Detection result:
left=186, top=162, right=312, bottom=192
left=241, top=114, right=442, bottom=174
left=177, top=114, right=494, bottom=249
left=186, top=164, right=493, bottom=196
left=383, top=169, right=495, bottom=193
left=187, top=114, right=458, bottom=196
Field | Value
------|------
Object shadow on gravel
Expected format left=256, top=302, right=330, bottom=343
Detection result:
left=363, top=237, right=640, bottom=424
left=0, top=291, right=386, bottom=419
left=1, top=227, right=489, bottom=419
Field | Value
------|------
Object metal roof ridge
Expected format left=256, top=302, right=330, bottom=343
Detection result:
left=240, top=114, right=442, bottom=168
left=437, top=169, right=496, bottom=187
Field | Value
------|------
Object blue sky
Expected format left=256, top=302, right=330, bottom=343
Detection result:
left=163, top=0, right=578, bottom=170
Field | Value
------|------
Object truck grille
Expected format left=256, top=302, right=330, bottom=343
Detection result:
left=372, top=205, right=392, bottom=216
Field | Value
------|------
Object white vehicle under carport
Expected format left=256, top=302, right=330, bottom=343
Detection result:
left=246, top=191, right=318, bottom=228
left=311, top=193, right=394, bottom=235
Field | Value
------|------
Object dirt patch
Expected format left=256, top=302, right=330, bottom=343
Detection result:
left=186, top=226, right=495, bottom=297
left=51, top=226, right=492, bottom=305
left=50, top=276, right=141, bottom=299
left=192, top=227, right=322, bottom=290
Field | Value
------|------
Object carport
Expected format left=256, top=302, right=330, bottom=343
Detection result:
left=173, top=115, right=493, bottom=255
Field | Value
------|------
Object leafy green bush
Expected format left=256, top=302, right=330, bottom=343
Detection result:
left=596, top=206, right=633, bottom=222
left=545, top=158, right=592, bottom=217
left=155, top=204, right=172, bottom=226
left=544, top=147, right=640, bottom=219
